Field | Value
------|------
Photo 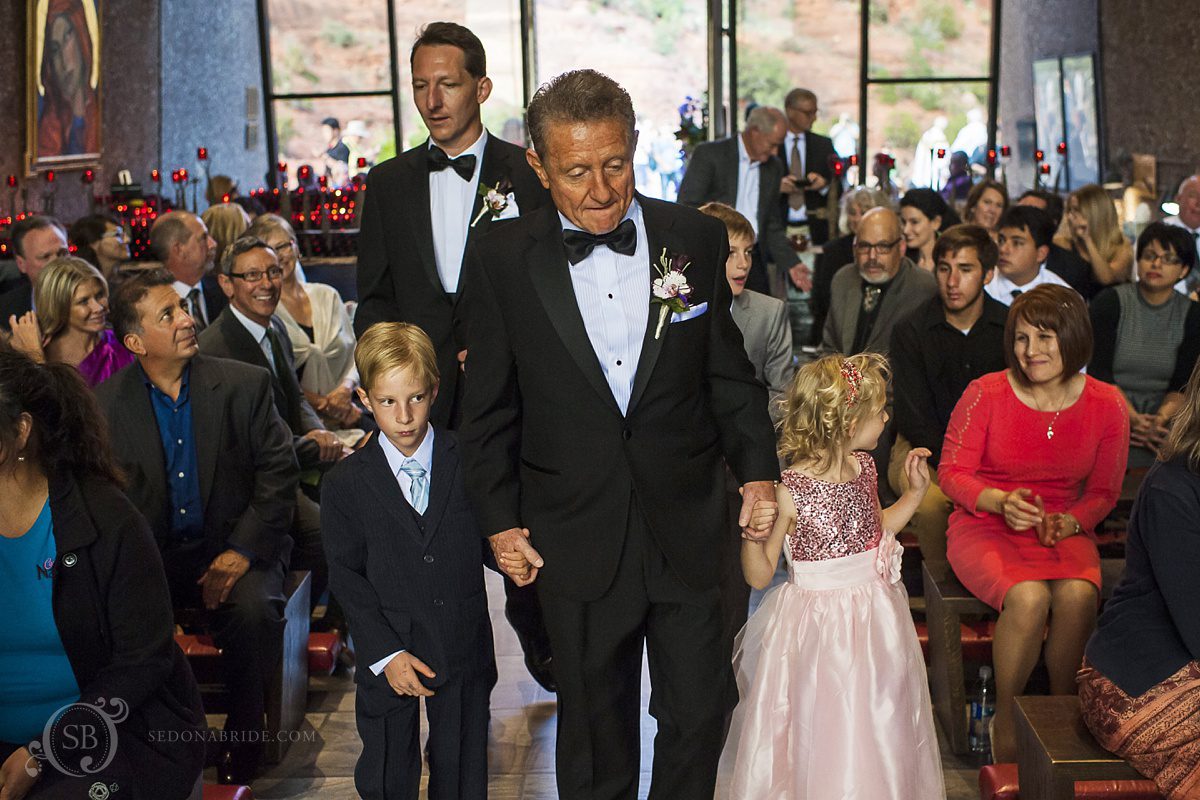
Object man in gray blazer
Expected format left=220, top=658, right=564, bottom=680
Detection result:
left=823, top=207, right=937, bottom=356
left=678, top=107, right=806, bottom=296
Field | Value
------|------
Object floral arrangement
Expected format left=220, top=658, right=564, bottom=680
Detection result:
left=471, top=177, right=513, bottom=228
left=651, top=247, right=693, bottom=339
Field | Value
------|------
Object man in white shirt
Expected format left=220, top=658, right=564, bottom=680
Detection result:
left=777, top=87, right=837, bottom=249
left=986, top=205, right=1073, bottom=305
left=149, top=211, right=226, bottom=331
left=1165, top=174, right=1200, bottom=294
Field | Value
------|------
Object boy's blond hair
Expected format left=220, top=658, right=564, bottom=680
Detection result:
left=355, top=322, right=440, bottom=393
left=698, top=201, right=755, bottom=242
left=777, top=352, right=889, bottom=471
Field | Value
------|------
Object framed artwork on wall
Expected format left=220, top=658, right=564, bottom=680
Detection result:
left=26, top=0, right=103, bottom=174
left=1061, top=53, right=1101, bottom=189
left=1032, top=57, right=1064, bottom=190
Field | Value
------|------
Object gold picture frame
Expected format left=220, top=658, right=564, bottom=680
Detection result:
left=25, top=0, right=103, bottom=174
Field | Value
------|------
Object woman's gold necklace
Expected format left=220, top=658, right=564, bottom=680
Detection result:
left=1032, top=384, right=1071, bottom=440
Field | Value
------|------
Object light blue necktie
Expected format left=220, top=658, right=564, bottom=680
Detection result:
left=400, top=459, right=428, bottom=515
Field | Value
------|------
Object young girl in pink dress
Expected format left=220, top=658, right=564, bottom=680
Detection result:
left=725, top=353, right=945, bottom=799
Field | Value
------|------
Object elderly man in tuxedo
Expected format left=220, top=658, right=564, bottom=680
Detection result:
left=677, top=106, right=806, bottom=296
left=460, top=69, right=780, bottom=800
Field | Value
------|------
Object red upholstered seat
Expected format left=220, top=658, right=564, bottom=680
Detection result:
left=979, top=763, right=1162, bottom=799
left=202, top=784, right=255, bottom=799
left=307, top=631, right=342, bottom=675
left=914, top=619, right=996, bottom=662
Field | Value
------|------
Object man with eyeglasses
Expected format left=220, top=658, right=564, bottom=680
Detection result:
left=777, top=88, right=837, bottom=249
left=822, top=207, right=937, bottom=356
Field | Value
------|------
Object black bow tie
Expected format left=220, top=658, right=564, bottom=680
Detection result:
left=562, top=219, right=638, bottom=265
left=427, top=146, right=477, bottom=180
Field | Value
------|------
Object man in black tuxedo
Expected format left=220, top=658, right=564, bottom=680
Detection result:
left=198, top=236, right=343, bottom=622
left=777, top=87, right=838, bottom=250
left=353, top=20, right=554, bottom=689
left=460, top=69, right=780, bottom=800
left=677, top=106, right=806, bottom=296
left=98, top=269, right=298, bottom=784
left=354, top=21, right=550, bottom=427
left=149, top=211, right=228, bottom=332
left=0, top=215, right=68, bottom=328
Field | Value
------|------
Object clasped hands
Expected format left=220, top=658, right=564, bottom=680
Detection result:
left=1129, top=411, right=1169, bottom=454
left=1000, top=488, right=1081, bottom=547
left=487, top=481, right=779, bottom=585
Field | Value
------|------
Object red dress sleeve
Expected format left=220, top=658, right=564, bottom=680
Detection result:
left=1066, top=380, right=1130, bottom=531
left=938, top=375, right=994, bottom=516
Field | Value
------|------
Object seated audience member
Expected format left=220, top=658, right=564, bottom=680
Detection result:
left=0, top=351, right=206, bottom=799
left=810, top=186, right=892, bottom=346
left=68, top=213, right=130, bottom=279
left=1090, top=222, right=1200, bottom=467
left=201, top=201, right=252, bottom=268
left=96, top=269, right=298, bottom=784
left=1018, top=189, right=1099, bottom=299
left=1079, top=359, right=1200, bottom=800
left=963, top=178, right=1008, bottom=238
left=899, top=188, right=960, bottom=272
left=149, top=210, right=226, bottom=332
left=205, top=174, right=239, bottom=207
left=8, top=257, right=133, bottom=386
left=822, top=206, right=937, bottom=356
left=939, top=285, right=1129, bottom=762
left=322, top=322, right=497, bottom=800
left=249, top=214, right=362, bottom=435
left=889, top=224, right=1007, bottom=562
left=941, top=151, right=972, bottom=206
left=1165, top=174, right=1200, bottom=295
left=700, top=201, right=794, bottom=651
left=198, top=235, right=342, bottom=620
left=1, top=216, right=68, bottom=328
left=986, top=205, right=1073, bottom=305
left=1054, top=183, right=1133, bottom=287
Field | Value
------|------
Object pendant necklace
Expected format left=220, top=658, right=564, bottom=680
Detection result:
left=1032, top=385, right=1070, bottom=440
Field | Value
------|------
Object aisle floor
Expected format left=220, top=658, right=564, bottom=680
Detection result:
left=217, top=570, right=983, bottom=799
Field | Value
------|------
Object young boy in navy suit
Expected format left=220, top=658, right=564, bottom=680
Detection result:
left=321, top=322, right=497, bottom=800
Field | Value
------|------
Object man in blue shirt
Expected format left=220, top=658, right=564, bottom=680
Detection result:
left=97, top=269, right=298, bottom=784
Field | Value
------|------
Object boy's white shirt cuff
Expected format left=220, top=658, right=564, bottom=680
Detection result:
left=369, top=649, right=406, bottom=676
left=671, top=301, right=708, bottom=323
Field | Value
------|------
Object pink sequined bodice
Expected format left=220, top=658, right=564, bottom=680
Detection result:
left=780, top=451, right=883, bottom=562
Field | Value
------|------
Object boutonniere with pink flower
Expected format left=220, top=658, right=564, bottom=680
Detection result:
left=651, top=247, right=693, bottom=339
left=471, top=177, right=514, bottom=228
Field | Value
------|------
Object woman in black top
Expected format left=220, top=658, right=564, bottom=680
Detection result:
left=0, top=351, right=205, bottom=799
left=1079, top=358, right=1200, bottom=800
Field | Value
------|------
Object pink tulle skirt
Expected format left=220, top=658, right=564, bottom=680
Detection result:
left=723, top=537, right=945, bottom=799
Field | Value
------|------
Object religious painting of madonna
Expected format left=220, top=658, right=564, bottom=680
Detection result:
left=25, top=0, right=103, bottom=173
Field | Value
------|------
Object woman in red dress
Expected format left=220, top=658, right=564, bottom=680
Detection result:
left=939, top=284, right=1129, bottom=762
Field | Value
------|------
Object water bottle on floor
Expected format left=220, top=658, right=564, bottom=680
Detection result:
left=969, top=665, right=995, bottom=755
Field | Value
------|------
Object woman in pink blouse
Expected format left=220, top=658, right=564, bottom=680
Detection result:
left=939, top=284, right=1129, bottom=762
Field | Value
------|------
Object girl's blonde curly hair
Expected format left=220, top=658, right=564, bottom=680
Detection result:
left=777, top=352, right=890, bottom=471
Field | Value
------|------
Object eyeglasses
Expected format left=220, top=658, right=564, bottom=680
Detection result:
left=230, top=267, right=283, bottom=282
left=1140, top=250, right=1183, bottom=267
left=854, top=238, right=901, bottom=255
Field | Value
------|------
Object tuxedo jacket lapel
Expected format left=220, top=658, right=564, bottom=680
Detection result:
left=463, top=135, right=511, bottom=256
left=360, top=436, right=426, bottom=544
left=402, top=145, right=442, bottom=294
left=627, top=196, right=673, bottom=416
left=189, top=358, right=226, bottom=509
left=527, top=208, right=623, bottom=416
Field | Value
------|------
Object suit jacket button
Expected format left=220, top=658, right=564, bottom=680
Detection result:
left=423, top=554, right=434, bottom=563
left=622, top=428, right=632, bottom=441
left=433, top=599, right=444, bottom=607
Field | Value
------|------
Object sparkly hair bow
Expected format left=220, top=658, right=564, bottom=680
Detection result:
left=840, top=359, right=863, bottom=408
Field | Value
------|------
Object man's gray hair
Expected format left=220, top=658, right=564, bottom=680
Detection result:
left=526, top=69, right=635, bottom=157
left=745, top=106, right=785, bottom=134
left=219, top=235, right=276, bottom=276
left=148, top=211, right=197, bottom=262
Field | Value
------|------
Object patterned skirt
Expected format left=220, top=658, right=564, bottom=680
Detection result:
left=1078, top=660, right=1200, bottom=799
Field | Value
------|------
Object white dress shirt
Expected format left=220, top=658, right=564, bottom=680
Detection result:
left=429, top=130, right=488, bottom=294
left=984, top=263, right=1072, bottom=306
left=228, top=305, right=279, bottom=372
left=735, top=135, right=761, bottom=237
left=172, top=279, right=210, bottom=326
left=784, top=131, right=808, bottom=223
left=562, top=201, right=651, bottom=416
left=369, top=427, right=436, bottom=676
left=1164, top=215, right=1200, bottom=294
